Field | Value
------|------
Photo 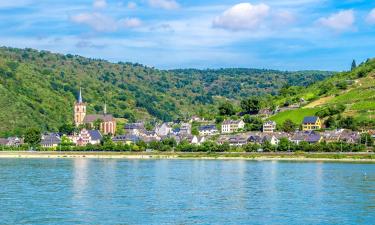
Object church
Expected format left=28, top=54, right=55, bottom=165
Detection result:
left=74, top=89, right=116, bottom=135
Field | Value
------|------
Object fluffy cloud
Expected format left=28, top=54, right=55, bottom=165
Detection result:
left=317, top=10, right=355, bottom=32
left=71, top=13, right=141, bottom=32
left=366, top=9, right=375, bottom=24
left=93, top=0, right=107, bottom=9
left=212, top=3, right=270, bottom=31
left=148, top=0, right=179, bottom=10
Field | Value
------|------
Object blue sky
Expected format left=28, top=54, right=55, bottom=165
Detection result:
left=0, top=0, right=374, bottom=71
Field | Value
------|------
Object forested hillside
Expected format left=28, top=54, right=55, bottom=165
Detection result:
left=0, top=47, right=332, bottom=136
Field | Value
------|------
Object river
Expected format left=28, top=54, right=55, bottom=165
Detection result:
left=0, top=159, right=374, bottom=224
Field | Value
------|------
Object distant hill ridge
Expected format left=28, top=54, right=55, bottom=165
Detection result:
left=0, top=47, right=332, bottom=136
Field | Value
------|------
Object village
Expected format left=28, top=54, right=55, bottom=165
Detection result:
left=0, top=89, right=373, bottom=151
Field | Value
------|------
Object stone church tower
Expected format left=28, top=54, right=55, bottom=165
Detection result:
left=74, top=88, right=86, bottom=126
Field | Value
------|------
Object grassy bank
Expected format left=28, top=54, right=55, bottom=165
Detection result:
left=0, top=151, right=374, bottom=162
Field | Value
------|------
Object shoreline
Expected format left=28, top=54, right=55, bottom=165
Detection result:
left=0, top=151, right=374, bottom=163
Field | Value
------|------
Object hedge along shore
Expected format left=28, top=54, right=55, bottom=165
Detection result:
left=0, top=151, right=374, bottom=163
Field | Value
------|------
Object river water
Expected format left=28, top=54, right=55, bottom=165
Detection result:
left=0, top=159, right=374, bottom=224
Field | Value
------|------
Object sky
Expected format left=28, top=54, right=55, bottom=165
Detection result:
left=0, top=0, right=374, bottom=71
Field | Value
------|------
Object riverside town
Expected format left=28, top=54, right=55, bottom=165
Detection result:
left=1, top=86, right=374, bottom=153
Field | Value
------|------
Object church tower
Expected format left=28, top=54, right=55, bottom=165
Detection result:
left=74, top=88, right=86, bottom=126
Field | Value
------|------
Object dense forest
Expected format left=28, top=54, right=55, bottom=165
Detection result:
left=0, top=47, right=333, bottom=136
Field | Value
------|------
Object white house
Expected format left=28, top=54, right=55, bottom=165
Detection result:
left=199, top=125, right=219, bottom=136
left=155, top=123, right=172, bottom=137
left=263, top=121, right=276, bottom=133
left=188, top=136, right=205, bottom=145
left=221, top=120, right=245, bottom=134
left=41, top=133, right=61, bottom=148
left=70, top=129, right=102, bottom=146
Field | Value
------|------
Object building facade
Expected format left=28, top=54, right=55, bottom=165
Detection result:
left=74, top=89, right=116, bottom=135
left=263, top=121, right=276, bottom=133
left=221, top=120, right=245, bottom=133
left=302, top=116, right=321, bottom=131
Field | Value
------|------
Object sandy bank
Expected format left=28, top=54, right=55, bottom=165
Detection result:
left=0, top=151, right=374, bottom=163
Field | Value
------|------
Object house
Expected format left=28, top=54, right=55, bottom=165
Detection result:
left=125, top=123, right=145, bottom=136
left=41, top=133, right=61, bottom=148
left=199, top=125, right=219, bottom=136
left=187, top=135, right=205, bottom=145
left=221, top=120, right=245, bottom=133
left=258, top=108, right=273, bottom=117
left=0, top=137, right=24, bottom=147
left=302, top=116, right=321, bottom=131
left=155, top=123, right=172, bottom=137
left=72, top=129, right=102, bottom=146
left=262, top=135, right=279, bottom=145
left=112, top=134, right=140, bottom=145
left=263, top=121, right=276, bottom=133
left=74, top=88, right=116, bottom=135
left=339, top=130, right=360, bottom=144
left=228, top=136, right=248, bottom=146
left=321, top=130, right=342, bottom=143
left=248, top=134, right=263, bottom=144
left=180, top=123, right=192, bottom=135
left=290, top=131, right=322, bottom=144
left=190, top=115, right=204, bottom=122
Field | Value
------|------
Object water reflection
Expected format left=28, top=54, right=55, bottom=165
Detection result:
left=1, top=159, right=374, bottom=225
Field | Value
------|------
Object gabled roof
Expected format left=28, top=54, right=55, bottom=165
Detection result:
left=41, top=133, right=61, bottom=145
left=88, top=130, right=102, bottom=141
left=199, top=125, right=218, bottom=131
left=222, top=120, right=244, bottom=125
left=124, top=123, right=144, bottom=130
left=264, top=120, right=276, bottom=126
left=112, top=135, right=140, bottom=142
left=303, top=116, right=319, bottom=124
left=83, top=114, right=115, bottom=123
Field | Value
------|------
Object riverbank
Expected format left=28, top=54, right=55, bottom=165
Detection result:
left=0, top=151, right=374, bottom=163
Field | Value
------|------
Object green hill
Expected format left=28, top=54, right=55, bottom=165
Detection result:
left=270, top=58, right=375, bottom=128
left=0, top=47, right=332, bottom=136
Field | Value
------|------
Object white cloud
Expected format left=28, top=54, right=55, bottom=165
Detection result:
left=212, top=3, right=270, bottom=31
left=93, top=0, right=107, bottom=9
left=120, top=18, right=142, bottom=28
left=317, top=10, right=355, bottom=32
left=71, top=13, right=141, bottom=32
left=127, top=2, right=137, bottom=9
left=148, top=0, right=179, bottom=10
left=71, top=13, right=116, bottom=32
left=366, top=9, right=375, bottom=24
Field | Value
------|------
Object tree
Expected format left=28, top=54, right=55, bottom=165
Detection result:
left=59, top=123, right=75, bottom=135
left=282, top=119, right=297, bottom=133
left=324, top=116, right=337, bottom=129
left=218, top=102, right=236, bottom=116
left=60, top=135, right=74, bottom=146
left=278, top=138, right=291, bottom=151
left=351, top=59, right=357, bottom=71
left=240, top=97, right=262, bottom=114
left=24, top=128, right=41, bottom=147
left=339, top=117, right=357, bottom=130
left=243, top=115, right=263, bottom=131
left=360, top=133, right=373, bottom=147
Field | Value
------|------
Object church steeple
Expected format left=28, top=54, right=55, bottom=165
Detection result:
left=74, top=87, right=86, bottom=126
left=78, top=87, right=83, bottom=103
left=104, top=102, right=107, bottom=115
